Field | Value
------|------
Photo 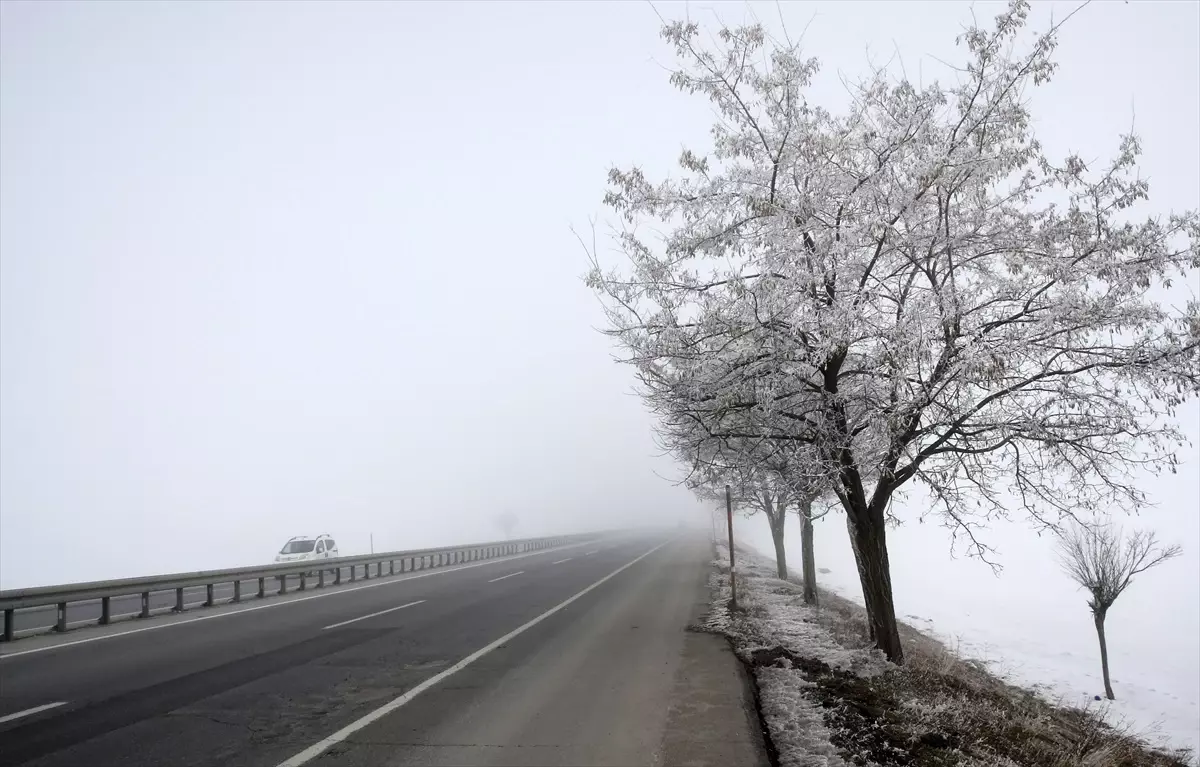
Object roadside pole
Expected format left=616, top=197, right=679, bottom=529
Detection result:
left=725, top=484, right=737, bottom=609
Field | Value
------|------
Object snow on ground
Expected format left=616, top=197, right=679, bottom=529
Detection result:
left=708, top=543, right=879, bottom=767
left=730, top=485, right=1200, bottom=761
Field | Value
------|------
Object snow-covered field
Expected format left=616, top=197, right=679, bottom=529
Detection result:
left=733, top=475, right=1200, bottom=760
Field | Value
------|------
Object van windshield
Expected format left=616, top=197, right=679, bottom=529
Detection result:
left=280, top=539, right=316, bottom=554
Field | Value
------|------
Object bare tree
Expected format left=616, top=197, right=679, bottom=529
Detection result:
left=585, top=0, right=1200, bottom=663
left=1056, top=519, right=1181, bottom=700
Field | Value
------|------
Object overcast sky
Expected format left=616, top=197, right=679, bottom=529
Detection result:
left=1, top=0, right=1196, bottom=589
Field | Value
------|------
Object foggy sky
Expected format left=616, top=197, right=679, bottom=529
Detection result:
left=2, top=0, right=1197, bottom=588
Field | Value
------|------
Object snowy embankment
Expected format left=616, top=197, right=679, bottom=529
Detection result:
left=732, top=507, right=1200, bottom=763
left=707, top=541, right=1195, bottom=767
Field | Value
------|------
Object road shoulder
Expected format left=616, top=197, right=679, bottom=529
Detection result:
left=660, top=613, right=771, bottom=767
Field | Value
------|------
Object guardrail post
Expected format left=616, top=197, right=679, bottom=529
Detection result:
left=3, top=609, right=13, bottom=642
left=350, top=565, right=357, bottom=582
left=175, top=588, right=184, bottom=612
left=278, top=575, right=287, bottom=595
left=206, top=584, right=215, bottom=606
left=141, top=592, right=151, bottom=619
left=389, top=560, right=395, bottom=575
left=101, top=596, right=111, bottom=625
left=318, top=569, right=326, bottom=588
left=335, top=567, right=342, bottom=585
left=258, top=577, right=266, bottom=598
left=299, top=572, right=307, bottom=591
left=55, top=602, right=67, bottom=632
left=234, top=580, right=243, bottom=602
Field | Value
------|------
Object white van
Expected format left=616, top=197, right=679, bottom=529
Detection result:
left=274, top=534, right=339, bottom=564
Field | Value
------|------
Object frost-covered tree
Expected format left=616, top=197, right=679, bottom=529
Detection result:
left=585, top=1, right=1199, bottom=663
left=693, top=469, right=792, bottom=579
left=795, top=492, right=834, bottom=606
left=638, top=358, right=834, bottom=587
left=1056, top=519, right=1181, bottom=700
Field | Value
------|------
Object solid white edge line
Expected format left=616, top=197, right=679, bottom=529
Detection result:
left=0, top=701, right=68, bottom=724
left=551, top=558, right=572, bottom=565
left=486, top=571, right=524, bottom=583
left=323, top=601, right=425, bottom=630
left=585, top=550, right=599, bottom=555
left=0, top=539, right=606, bottom=660
left=276, top=538, right=672, bottom=767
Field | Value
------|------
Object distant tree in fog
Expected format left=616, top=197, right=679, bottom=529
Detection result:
left=496, top=511, right=518, bottom=540
left=1056, top=519, right=1181, bottom=700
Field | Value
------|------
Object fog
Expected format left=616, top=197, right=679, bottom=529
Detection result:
left=1, top=1, right=1196, bottom=590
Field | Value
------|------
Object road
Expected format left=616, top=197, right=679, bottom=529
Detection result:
left=0, top=532, right=767, bottom=767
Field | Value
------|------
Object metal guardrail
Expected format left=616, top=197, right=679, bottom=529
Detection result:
left=0, top=533, right=592, bottom=642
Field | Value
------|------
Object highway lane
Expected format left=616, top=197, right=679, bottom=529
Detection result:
left=308, top=534, right=763, bottom=767
left=0, top=535, right=620, bottom=713
left=0, top=532, right=743, bottom=767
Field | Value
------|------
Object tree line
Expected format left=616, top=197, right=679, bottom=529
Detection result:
left=582, top=0, right=1198, bottom=667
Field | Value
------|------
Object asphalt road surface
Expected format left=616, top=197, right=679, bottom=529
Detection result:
left=0, top=532, right=767, bottom=767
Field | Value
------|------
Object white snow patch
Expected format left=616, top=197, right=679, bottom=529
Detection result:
left=713, top=543, right=888, bottom=677
left=757, top=665, right=852, bottom=767
left=732, top=512, right=1200, bottom=765
left=706, top=541, right=890, bottom=765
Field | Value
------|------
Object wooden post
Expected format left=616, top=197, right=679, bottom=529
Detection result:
left=726, top=484, right=737, bottom=609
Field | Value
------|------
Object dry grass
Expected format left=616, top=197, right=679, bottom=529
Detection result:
left=739, top=571, right=1194, bottom=767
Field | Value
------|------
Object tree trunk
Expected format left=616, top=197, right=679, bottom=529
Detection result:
left=768, top=512, right=788, bottom=581
left=799, top=498, right=818, bottom=606
left=1094, top=608, right=1115, bottom=700
left=846, top=507, right=904, bottom=664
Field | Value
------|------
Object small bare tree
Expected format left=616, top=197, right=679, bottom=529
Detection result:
left=1056, top=520, right=1181, bottom=700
